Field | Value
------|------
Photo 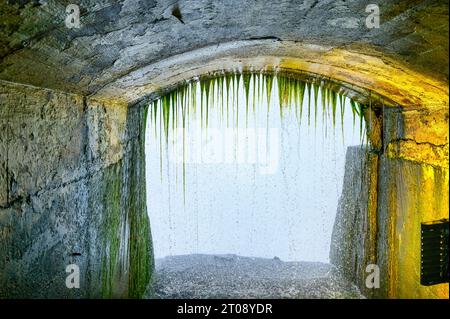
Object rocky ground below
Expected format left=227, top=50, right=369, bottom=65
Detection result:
left=152, top=254, right=364, bottom=299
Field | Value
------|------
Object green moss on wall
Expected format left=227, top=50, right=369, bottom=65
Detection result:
left=94, top=102, right=153, bottom=299
left=126, top=102, right=154, bottom=298
left=100, top=163, right=123, bottom=298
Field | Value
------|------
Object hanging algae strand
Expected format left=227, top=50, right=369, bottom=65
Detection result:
left=149, top=72, right=368, bottom=203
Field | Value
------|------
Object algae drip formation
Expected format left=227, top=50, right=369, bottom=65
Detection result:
left=147, top=72, right=369, bottom=194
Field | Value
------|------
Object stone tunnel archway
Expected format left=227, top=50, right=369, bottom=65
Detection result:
left=135, top=59, right=448, bottom=299
left=0, top=0, right=448, bottom=299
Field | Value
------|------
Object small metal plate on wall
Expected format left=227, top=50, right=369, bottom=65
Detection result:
left=421, top=219, right=449, bottom=286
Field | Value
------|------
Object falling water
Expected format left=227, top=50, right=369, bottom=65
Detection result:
left=145, top=71, right=368, bottom=262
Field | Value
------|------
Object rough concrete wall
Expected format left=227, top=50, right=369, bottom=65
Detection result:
left=331, top=106, right=449, bottom=299
left=331, top=152, right=449, bottom=300
left=377, top=106, right=448, bottom=299
left=0, top=0, right=448, bottom=103
left=330, top=146, right=379, bottom=298
left=377, top=156, right=449, bottom=299
left=0, top=80, right=153, bottom=298
left=383, top=106, right=449, bottom=168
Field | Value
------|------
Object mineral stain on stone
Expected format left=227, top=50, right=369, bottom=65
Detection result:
left=171, top=5, right=184, bottom=24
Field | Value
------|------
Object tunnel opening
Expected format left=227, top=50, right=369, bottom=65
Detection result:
left=144, top=71, right=382, bottom=298
left=0, top=0, right=447, bottom=301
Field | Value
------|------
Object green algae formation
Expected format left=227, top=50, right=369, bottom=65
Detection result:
left=148, top=71, right=368, bottom=202
left=99, top=163, right=123, bottom=298
left=97, top=103, right=153, bottom=299
left=129, top=103, right=154, bottom=298
left=151, top=72, right=366, bottom=140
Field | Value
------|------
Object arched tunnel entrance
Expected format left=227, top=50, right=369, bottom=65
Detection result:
left=0, top=0, right=448, bottom=300
left=145, top=72, right=371, bottom=298
left=140, top=68, right=448, bottom=299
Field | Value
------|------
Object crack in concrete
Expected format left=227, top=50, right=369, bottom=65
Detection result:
left=389, top=137, right=448, bottom=148
left=0, top=159, right=123, bottom=211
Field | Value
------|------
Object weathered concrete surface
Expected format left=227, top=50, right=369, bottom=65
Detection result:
left=385, top=107, right=449, bottom=168
left=0, top=0, right=448, bottom=299
left=332, top=106, right=448, bottom=299
left=0, top=0, right=448, bottom=106
left=0, top=81, right=153, bottom=298
left=88, top=41, right=449, bottom=111
left=376, top=157, right=449, bottom=299
left=331, top=144, right=449, bottom=299
left=330, top=146, right=379, bottom=298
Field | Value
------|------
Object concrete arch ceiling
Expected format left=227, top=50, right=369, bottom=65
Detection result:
left=0, top=0, right=448, bottom=109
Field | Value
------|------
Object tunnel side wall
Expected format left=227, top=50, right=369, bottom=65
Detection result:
left=376, top=156, right=449, bottom=299
left=0, top=80, right=153, bottom=298
left=378, top=107, right=449, bottom=299
left=331, top=107, right=449, bottom=299
left=330, top=146, right=378, bottom=298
